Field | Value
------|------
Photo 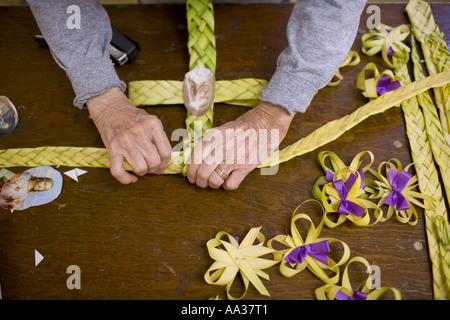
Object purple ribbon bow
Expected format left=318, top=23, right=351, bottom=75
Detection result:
left=333, top=174, right=365, bottom=217
left=376, top=75, right=401, bottom=96
left=384, top=168, right=411, bottom=210
left=335, top=290, right=368, bottom=300
left=326, top=169, right=366, bottom=190
left=284, top=240, right=330, bottom=265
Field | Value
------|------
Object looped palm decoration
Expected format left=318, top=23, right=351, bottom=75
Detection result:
left=315, top=256, right=402, bottom=300
left=357, top=62, right=403, bottom=99
left=204, top=226, right=279, bottom=300
left=312, top=150, right=374, bottom=199
left=312, top=151, right=383, bottom=228
left=267, top=200, right=350, bottom=283
left=364, top=159, right=437, bottom=225
left=362, top=23, right=411, bottom=68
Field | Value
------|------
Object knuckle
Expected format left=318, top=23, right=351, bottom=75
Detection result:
left=133, top=163, right=148, bottom=176
left=224, top=180, right=238, bottom=190
left=146, top=115, right=161, bottom=126
left=161, top=149, right=172, bottom=162
left=197, top=169, right=210, bottom=181
left=209, top=180, right=221, bottom=189
left=148, top=160, right=161, bottom=172
left=110, top=166, right=123, bottom=178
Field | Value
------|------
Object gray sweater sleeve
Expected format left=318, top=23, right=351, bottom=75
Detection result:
left=260, top=0, right=367, bottom=114
left=27, top=0, right=126, bottom=109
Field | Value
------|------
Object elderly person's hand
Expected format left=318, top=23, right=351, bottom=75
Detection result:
left=186, top=101, right=294, bottom=190
left=87, top=87, right=172, bottom=184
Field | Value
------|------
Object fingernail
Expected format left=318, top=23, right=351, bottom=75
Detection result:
left=188, top=178, right=195, bottom=184
left=156, top=170, right=164, bottom=175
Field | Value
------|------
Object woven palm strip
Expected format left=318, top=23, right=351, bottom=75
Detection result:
left=435, top=215, right=450, bottom=293
left=128, top=79, right=267, bottom=108
left=406, top=0, right=450, bottom=146
left=1, top=72, right=449, bottom=172
left=183, top=0, right=216, bottom=175
left=406, top=0, right=450, bottom=298
left=0, top=147, right=184, bottom=175
left=393, top=57, right=449, bottom=300
left=258, top=70, right=450, bottom=168
left=411, top=36, right=450, bottom=204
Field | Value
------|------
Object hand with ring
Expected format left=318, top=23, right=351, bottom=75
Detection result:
left=186, top=101, right=294, bottom=190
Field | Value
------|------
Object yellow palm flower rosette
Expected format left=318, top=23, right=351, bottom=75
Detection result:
left=361, top=23, right=410, bottom=68
left=315, top=256, right=402, bottom=300
left=267, top=200, right=351, bottom=284
left=365, top=159, right=437, bottom=225
left=204, top=226, right=279, bottom=300
left=321, top=166, right=383, bottom=228
left=312, top=151, right=374, bottom=202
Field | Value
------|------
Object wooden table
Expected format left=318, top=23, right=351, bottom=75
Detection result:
left=0, top=2, right=448, bottom=301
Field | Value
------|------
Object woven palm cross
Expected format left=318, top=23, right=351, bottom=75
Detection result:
left=128, top=0, right=268, bottom=175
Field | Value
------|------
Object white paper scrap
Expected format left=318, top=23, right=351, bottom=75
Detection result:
left=64, top=168, right=88, bottom=182
left=35, top=249, right=44, bottom=266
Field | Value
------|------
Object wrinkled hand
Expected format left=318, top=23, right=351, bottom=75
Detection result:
left=87, top=87, right=172, bottom=184
left=187, top=101, right=294, bottom=190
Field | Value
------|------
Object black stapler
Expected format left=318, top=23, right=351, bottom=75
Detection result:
left=34, top=26, right=140, bottom=66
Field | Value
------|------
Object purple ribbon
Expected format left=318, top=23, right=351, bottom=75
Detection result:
left=333, top=174, right=365, bottom=217
left=387, top=47, right=393, bottom=59
left=325, top=170, right=335, bottom=182
left=386, top=29, right=394, bottom=59
left=284, top=240, right=330, bottom=265
left=326, top=169, right=366, bottom=189
left=384, top=168, right=411, bottom=210
left=376, top=75, right=401, bottom=96
left=335, top=290, right=368, bottom=300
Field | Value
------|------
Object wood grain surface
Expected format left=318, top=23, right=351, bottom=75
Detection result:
left=0, top=2, right=449, bottom=300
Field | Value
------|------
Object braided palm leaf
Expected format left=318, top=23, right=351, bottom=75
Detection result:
left=1, top=72, right=449, bottom=173
left=435, top=215, right=450, bottom=294
left=128, top=79, right=267, bottom=107
left=393, top=57, right=449, bottom=300
left=183, top=0, right=216, bottom=175
left=406, top=0, right=450, bottom=146
left=0, top=147, right=184, bottom=174
left=411, top=35, right=450, bottom=204
left=258, top=70, right=450, bottom=168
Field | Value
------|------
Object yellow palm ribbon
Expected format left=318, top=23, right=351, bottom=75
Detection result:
left=204, top=226, right=279, bottom=300
left=315, top=256, right=402, bottom=300
left=328, top=50, right=361, bottom=87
